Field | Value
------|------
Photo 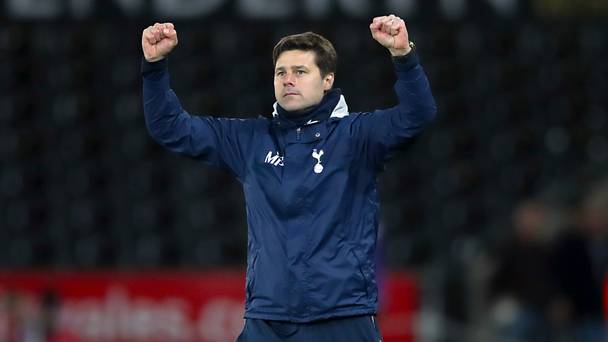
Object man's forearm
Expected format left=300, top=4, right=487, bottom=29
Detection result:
left=392, top=52, right=437, bottom=126
left=141, top=57, right=187, bottom=145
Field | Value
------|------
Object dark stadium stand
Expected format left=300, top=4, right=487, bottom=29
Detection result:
left=0, top=19, right=607, bottom=270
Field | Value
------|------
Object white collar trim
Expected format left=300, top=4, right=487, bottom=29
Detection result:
left=272, top=95, right=350, bottom=120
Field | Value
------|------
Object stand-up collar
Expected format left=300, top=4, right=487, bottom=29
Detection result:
left=272, top=89, right=349, bottom=128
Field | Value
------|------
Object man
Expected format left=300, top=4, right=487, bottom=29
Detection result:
left=141, top=15, right=436, bottom=341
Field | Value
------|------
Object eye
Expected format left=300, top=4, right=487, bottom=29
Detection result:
left=296, top=70, right=306, bottom=75
left=276, top=71, right=285, bottom=77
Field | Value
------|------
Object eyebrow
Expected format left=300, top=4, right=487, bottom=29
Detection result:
left=275, top=65, right=309, bottom=72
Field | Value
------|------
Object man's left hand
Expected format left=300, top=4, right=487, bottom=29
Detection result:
left=369, top=14, right=411, bottom=56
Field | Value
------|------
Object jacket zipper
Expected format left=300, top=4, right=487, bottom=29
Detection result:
left=296, top=126, right=302, bottom=141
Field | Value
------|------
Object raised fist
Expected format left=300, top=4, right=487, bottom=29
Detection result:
left=369, top=15, right=411, bottom=56
left=142, top=22, right=178, bottom=62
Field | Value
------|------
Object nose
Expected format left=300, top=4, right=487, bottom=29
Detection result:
left=282, top=72, right=295, bottom=86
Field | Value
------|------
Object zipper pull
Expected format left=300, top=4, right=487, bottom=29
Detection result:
left=296, top=127, right=302, bottom=141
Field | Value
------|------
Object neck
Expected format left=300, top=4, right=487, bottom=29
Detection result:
left=283, top=103, right=318, bottom=118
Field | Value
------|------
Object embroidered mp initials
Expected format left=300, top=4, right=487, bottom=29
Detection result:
left=264, top=151, right=284, bottom=167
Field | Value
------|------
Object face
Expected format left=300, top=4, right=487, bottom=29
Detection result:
left=274, top=50, right=334, bottom=112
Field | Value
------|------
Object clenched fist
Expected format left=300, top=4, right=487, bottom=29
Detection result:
left=142, top=23, right=178, bottom=62
left=369, top=15, right=411, bottom=56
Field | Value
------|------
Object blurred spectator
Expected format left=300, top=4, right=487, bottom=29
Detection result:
left=2, top=291, right=26, bottom=342
left=552, top=182, right=608, bottom=341
left=0, top=289, right=77, bottom=342
left=1, top=290, right=40, bottom=342
left=488, top=199, right=558, bottom=341
left=39, top=290, right=76, bottom=342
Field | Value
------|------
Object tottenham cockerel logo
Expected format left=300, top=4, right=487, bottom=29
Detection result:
left=311, top=149, right=324, bottom=174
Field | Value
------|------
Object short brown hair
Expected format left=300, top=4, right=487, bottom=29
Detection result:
left=272, top=32, right=337, bottom=77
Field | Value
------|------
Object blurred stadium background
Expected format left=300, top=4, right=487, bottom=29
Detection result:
left=1, top=0, right=607, bottom=341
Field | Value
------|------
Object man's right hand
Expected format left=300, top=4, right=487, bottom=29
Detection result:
left=142, top=23, right=178, bottom=62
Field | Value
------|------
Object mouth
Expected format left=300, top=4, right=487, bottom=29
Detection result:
left=284, top=92, right=299, bottom=97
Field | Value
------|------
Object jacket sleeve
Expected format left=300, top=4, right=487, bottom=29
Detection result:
left=142, top=58, right=253, bottom=180
left=351, top=52, right=437, bottom=170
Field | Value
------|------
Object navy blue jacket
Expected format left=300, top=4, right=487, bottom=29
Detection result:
left=142, top=52, right=436, bottom=322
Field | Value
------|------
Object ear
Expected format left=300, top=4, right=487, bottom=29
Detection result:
left=323, top=73, right=335, bottom=91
